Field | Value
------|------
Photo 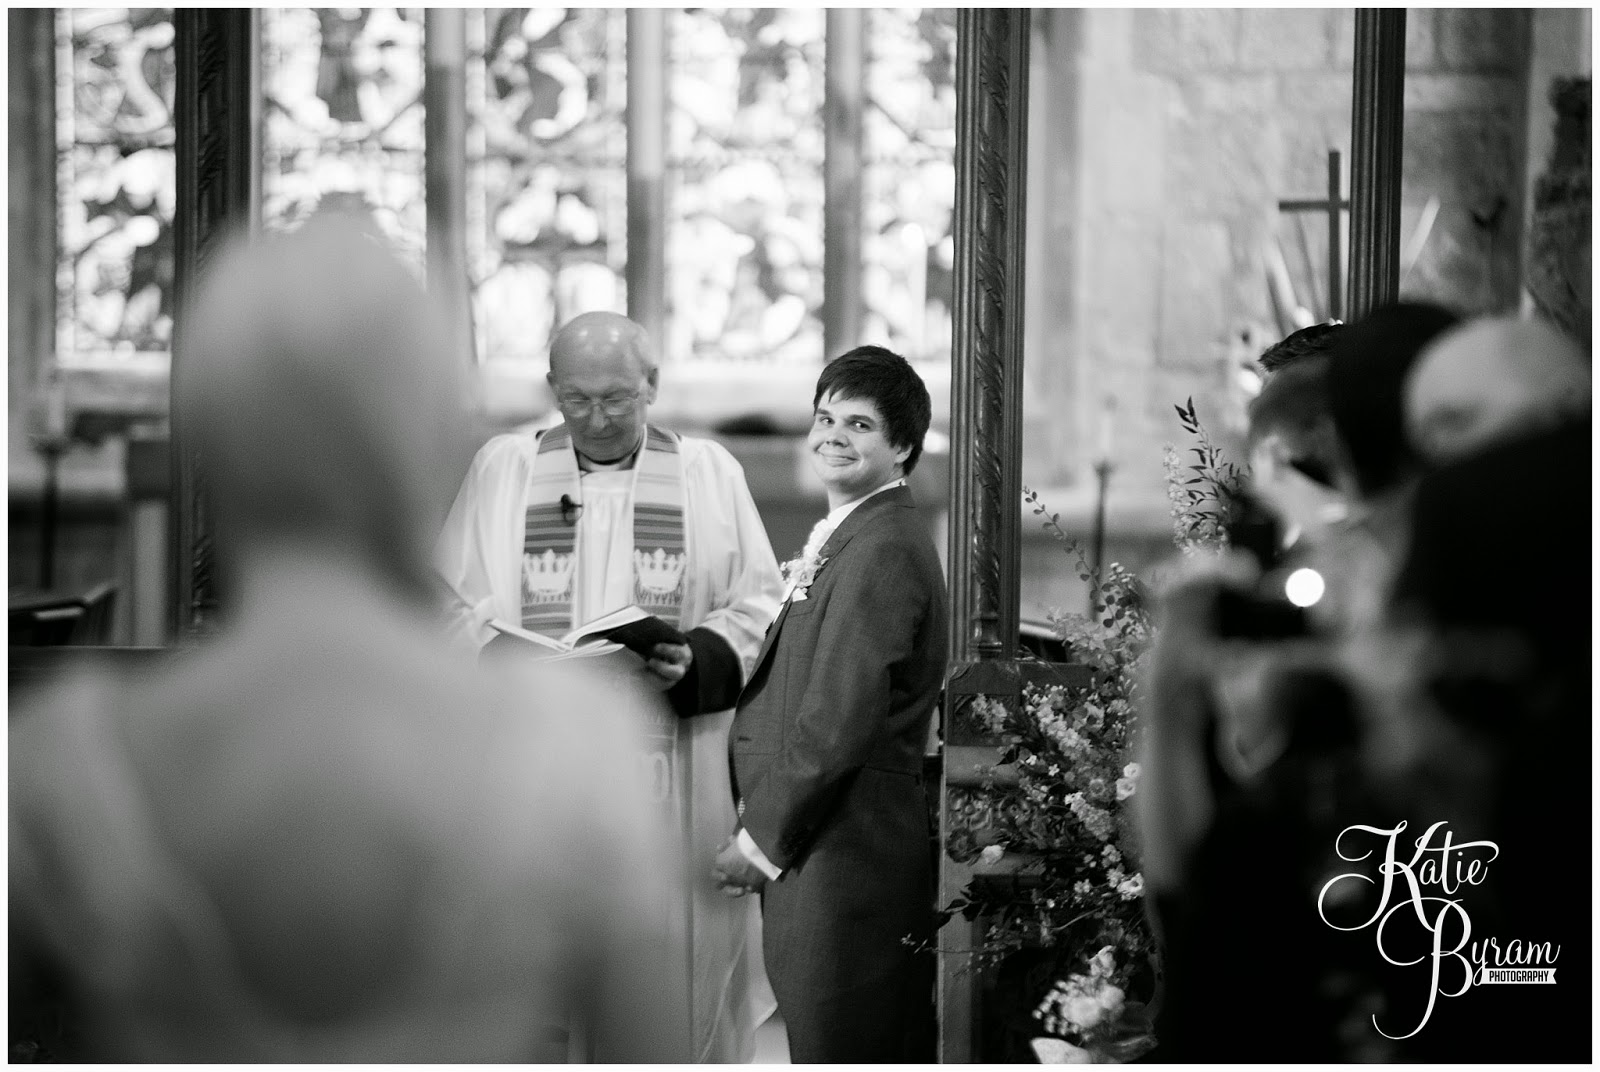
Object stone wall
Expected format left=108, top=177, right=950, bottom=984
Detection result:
left=1023, top=8, right=1538, bottom=505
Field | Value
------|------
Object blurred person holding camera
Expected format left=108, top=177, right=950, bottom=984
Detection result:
left=1136, top=302, right=1470, bottom=1061
left=9, top=215, right=688, bottom=1063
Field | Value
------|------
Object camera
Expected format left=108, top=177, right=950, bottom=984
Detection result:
left=1215, top=493, right=1311, bottom=640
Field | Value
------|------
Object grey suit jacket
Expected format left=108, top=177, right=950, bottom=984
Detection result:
left=731, top=484, right=947, bottom=873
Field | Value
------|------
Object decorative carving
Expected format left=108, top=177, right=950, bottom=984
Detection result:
left=948, top=9, right=1028, bottom=664
left=1346, top=9, right=1406, bottom=320
left=173, top=10, right=259, bottom=638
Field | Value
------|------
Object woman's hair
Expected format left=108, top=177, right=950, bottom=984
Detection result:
left=1325, top=301, right=1460, bottom=498
left=1258, top=321, right=1345, bottom=374
left=813, top=345, right=933, bottom=474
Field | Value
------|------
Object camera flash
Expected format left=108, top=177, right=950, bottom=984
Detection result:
left=1284, top=567, right=1325, bottom=608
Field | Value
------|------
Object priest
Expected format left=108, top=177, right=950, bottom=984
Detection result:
left=435, top=311, right=786, bottom=1062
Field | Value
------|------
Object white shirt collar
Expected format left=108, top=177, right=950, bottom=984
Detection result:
left=825, top=477, right=907, bottom=528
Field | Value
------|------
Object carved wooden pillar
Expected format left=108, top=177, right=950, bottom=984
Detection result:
left=9, top=9, right=56, bottom=411
left=626, top=9, right=667, bottom=352
left=1346, top=9, right=1406, bottom=319
left=425, top=9, right=472, bottom=366
left=941, top=9, right=1030, bottom=1063
left=172, top=8, right=259, bottom=637
left=948, top=9, right=1028, bottom=666
left=823, top=8, right=865, bottom=361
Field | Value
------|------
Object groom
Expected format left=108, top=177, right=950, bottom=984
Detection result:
left=712, top=345, right=948, bottom=1062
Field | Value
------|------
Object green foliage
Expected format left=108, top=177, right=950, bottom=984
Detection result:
left=1162, top=397, right=1247, bottom=555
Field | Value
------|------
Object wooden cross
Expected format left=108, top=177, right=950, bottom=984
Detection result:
left=1277, top=149, right=1350, bottom=322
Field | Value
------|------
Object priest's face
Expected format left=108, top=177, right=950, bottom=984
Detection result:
left=808, top=390, right=911, bottom=510
left=548, top=314, right=659, bottom=464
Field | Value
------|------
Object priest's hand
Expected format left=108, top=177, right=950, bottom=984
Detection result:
left=644, top=642, right=692, bottom=690
left=712, top=837, right=767, bottom=897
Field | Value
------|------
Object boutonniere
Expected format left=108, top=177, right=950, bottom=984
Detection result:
left=780, top=552, right=828, bottom=603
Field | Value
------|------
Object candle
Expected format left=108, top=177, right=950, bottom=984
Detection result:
left=1096, top=396, right=1116, bottom=464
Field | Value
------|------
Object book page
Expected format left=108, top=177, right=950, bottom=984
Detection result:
left=488, top=619, right=572, bottom=651
left=563, top=605, right=652, bottom=646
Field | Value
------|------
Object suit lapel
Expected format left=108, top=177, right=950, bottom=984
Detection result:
left=743, top=486, right=914, bottom=686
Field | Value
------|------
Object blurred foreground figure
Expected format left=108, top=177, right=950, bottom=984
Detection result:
left=1404, top=314, right=1591, bottom=463
left=9, top=216, right=687, bottom=1062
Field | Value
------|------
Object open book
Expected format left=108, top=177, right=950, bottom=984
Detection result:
left=485, top=605, right=689, bottom=662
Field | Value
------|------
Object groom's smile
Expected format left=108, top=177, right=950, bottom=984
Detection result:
left=807, top=390, right=912, bottom=509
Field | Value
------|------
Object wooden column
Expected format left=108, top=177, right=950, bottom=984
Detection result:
left=941, top=9, right=1030, bottom=1063
left=823, top=8, right=865, bottom=362
left=1346, top=9, right=1406, bottom=319
left=172, top=8, right=260, bottom=637
left=626, top=9, right=667, bottom=352
left=425, top=9, right=473, bottom=366
left=948, top=9, right=1028, bottom=667
left=8, top=9, right=56, bottom=411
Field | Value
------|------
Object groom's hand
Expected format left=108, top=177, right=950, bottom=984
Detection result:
left=712, top=837, right=767, bottom=897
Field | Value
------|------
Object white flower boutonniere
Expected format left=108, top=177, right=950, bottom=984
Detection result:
left=780, top=552, right=828, bottom=604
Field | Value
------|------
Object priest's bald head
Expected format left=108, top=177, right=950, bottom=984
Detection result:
left=547, top=311, right=660, bottom=466
left=1405, top=316, right=1590, bottom=463
left=174, top=213, right=467, bottom=608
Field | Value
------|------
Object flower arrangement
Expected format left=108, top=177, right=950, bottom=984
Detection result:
left=941, top=399, right=1243, bottom=1062
left=941, top=490, right=1158, bottom=1059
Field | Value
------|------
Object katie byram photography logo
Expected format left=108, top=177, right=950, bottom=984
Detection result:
left=1317, top=821, right=1559, bottom=1040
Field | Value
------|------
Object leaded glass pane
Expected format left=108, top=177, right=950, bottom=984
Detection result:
left=260, top=8, right=427, bottom=265
left=864, top=8, right=956, bottom=364
left=468, top=8, right=627, bottom=365
left=56, top=8, right=177, bottom=357
left=667, top=8, right=826, bottom=365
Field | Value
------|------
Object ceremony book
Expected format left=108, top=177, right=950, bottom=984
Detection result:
left=485, top=606, right=689, bottom=662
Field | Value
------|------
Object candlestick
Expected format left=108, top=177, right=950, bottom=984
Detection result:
left=1095, top=395, right=1116, bottom=464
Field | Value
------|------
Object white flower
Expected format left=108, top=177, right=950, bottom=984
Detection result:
left=1116, top=777, right=1137, bottom=800
left=1089, top=946, right=1116, bottom=976
left=1117, top=873, right=1145, bottom=899
left=979, top=844, right=1005, bottom=866
left=1122, top=761, right=1141, bottom=779
left=1061, top=994, right=1105, bottom=1031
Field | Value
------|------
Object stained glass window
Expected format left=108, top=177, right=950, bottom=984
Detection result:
left=55, top=8, right=177, bottom=357
left=864, top=8, right=956, bottom=364
left=260, top=8, right=427, bottom=264
left=667, top=8, right=827, bottom=365
left=467, top=8, right=627, bottom=366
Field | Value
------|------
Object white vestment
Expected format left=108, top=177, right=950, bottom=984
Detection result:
left=435, top=429, right=785, bottom=1062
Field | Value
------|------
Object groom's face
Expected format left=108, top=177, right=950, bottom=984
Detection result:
left=808, top=390, right=911, bottom=508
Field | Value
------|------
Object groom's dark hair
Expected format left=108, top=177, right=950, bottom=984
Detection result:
left=813, top=344, right=933, bottom=474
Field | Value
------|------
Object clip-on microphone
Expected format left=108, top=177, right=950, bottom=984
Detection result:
left=560, top=493, right=583, bottom=525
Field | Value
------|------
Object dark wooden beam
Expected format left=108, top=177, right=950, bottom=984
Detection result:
left=948, top=9, right=1028, bottom=666
left=626, top=9, right=667, bottom=353
left=8, top=9, right=56, bottom=407
left=823, top=8, right=865, bottom=361
left=172, top=8, right=260, bottom=638
left=1346, top=9, right=1406, bottom=319
left=425, top=9, right=473, bottom=366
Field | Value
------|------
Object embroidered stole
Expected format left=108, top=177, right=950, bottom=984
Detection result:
left=520, top=424, right=688, bottom=637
